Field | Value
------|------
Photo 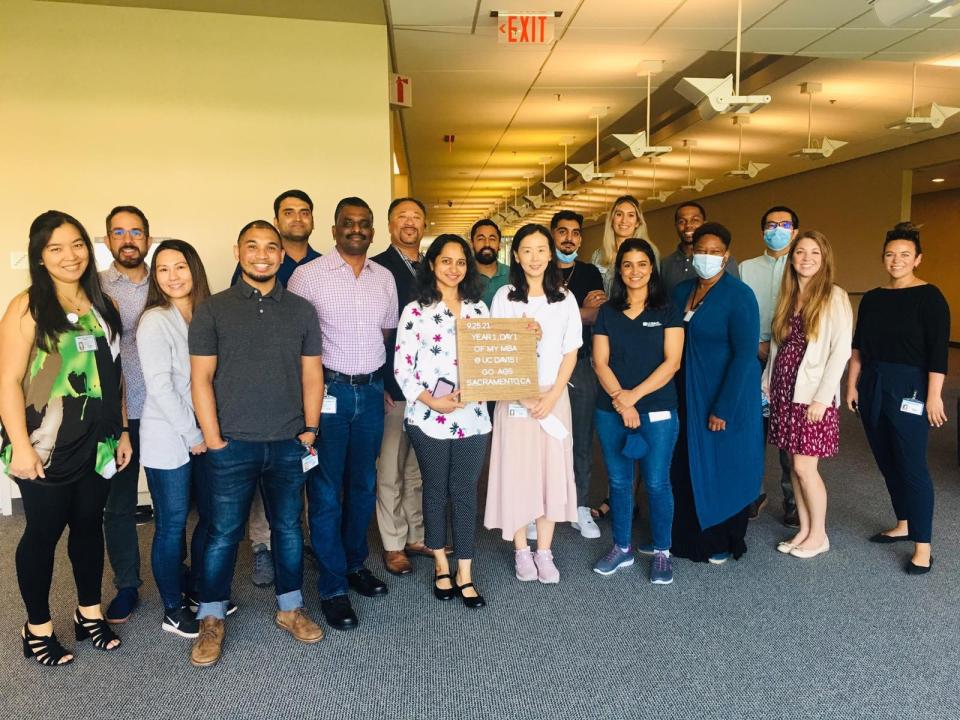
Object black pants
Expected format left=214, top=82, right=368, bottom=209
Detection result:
left=103, top=417, right=142, bottom=590
left=858, top=362, right=934, bottom=543
left=406, top=424, right=488, bottom=560
left=16, top=472, right=112, bottom=624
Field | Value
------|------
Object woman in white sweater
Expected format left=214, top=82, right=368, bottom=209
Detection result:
left=137, top=240, right=211, bottom=637
left=762, top=230, right=851, bottom=559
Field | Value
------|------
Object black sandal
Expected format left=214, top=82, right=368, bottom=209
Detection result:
left=454, top=582, right=486, bottom=610
left=433, top=572, right=456, bottom=601
left=74, top=609, right=121, bottom=651
left=21, top=623, right=74, bottom=666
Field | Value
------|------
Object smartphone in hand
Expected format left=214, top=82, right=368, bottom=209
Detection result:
left=432, top=377, right=456, bottom=398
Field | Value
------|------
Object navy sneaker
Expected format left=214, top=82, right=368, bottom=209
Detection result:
left=106, top=587, right=139, bottom=624
left=593, top=545, right=635, bottom=576
left=650, top=551, right=674, bottom=585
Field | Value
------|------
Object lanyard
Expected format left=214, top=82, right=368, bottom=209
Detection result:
left=393, top=245, right=421, bottom=277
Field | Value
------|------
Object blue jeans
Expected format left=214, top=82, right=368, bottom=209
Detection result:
left=196, top=439, right=308, bottom=620
left=309, top=379, right=385, bottom=599
left=145, top=457, right=209, bottom=610
left=595, top=408, right=679, bottom=551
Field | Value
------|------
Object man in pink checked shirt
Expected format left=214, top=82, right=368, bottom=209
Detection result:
left=287, top=197, right=398, bottom=633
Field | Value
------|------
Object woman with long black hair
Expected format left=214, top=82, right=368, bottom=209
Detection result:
left=0, top=210, right=129, bottom=665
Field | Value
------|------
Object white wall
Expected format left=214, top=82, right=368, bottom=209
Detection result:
left=0, top=0, right=392, bottom=510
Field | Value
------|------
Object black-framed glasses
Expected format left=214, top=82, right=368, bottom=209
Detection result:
left=764, top=221, right=793, bottom=231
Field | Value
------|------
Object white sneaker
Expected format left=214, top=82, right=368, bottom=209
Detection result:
left=526, top=521, right=537, bottom=540
left=572, top=506, right=601, bottom=539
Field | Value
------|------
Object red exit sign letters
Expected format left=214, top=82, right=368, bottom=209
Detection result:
left=497, top=13, right=555, bottom=45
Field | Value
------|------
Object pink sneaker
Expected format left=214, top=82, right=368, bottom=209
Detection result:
left=514, top=548, right=537, bottom=581
left=534, top=549, right=560, bottom=584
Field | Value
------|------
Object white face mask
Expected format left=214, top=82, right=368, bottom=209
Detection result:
left=691, top=253, right=724, bottom=280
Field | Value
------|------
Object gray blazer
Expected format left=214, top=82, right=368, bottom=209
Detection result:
left=136, top=305, right=204, bottom=469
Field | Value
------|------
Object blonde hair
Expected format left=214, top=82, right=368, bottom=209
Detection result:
left=599, top=195, right=651, bottom=267
left=771, top=230, right=836, bottom=344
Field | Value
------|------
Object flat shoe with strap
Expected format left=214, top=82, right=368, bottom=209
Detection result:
left=433, top=573, right=455, bottom=601
left=454, top=582, right=486, bottom=609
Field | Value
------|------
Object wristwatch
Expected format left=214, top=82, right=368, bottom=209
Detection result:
left=302, top=426, right=319, bottom=435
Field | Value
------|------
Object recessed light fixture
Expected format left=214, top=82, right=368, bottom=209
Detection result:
left=931, top=177, right=946, bottom=182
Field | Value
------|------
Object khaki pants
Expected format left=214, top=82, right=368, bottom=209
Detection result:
left=249, top=490, right=271, bottom=549
left=375, top=400, right=424, bottom=551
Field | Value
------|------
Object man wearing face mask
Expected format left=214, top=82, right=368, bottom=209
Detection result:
left=739, top=205, right=800, bottom=527
left=551, top=210, right=605, bottom=539
left=660, top=202, right=738, bottom=293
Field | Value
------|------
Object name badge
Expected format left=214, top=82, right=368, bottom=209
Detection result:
left=301, top=445, right=319, bottom=472
left=642, top=321, right=662, bottom=328
left=648, top=410, right=672, bottom=423
left=900, top=398, right=924, bottom=416
left=508, top=402, right=529, bottom=418
left=75, top=335, right=97, bottom=352
left=321, top=395, right=337, bottom=414
left=683, top=310, right=695, bottom=322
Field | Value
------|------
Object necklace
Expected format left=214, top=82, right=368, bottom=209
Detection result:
left=561, top=263, right=576, bottom=288
left=57, top=291, right=87, bottom=324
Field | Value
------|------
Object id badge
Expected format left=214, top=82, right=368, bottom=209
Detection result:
left=301, top=445, right=319, bottom=472
left=75, top=334, right=97, bottom=352
left=321, top=395, right=337, bottom=414
left=648, top=410, right=672, bottom=423
left=508, top=402, right=529, bottom=419
left=683, top=310, right=695, bottom=323
left=900, top=397, right=924, bottom=416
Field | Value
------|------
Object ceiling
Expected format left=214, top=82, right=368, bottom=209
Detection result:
left=914, top=159, right=960, bottom=193
left=386, top=0, right=960, bottom=233
left=48, top=0, right=387, bottom=24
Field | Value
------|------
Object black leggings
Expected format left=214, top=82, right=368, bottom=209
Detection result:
left=16, top=473, right=112, bottom=625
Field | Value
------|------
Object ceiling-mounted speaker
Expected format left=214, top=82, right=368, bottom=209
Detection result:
left=791, top=137, right=848, bottom=159
left=675, top=75, right=771, bottom=120
left=567, top=161, right=614, bottom=182
left=887, top=102, right=960, bottom=131
left=605, top=131, right=672, bottom=159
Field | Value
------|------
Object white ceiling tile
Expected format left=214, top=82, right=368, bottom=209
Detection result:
left=844, top=10, right=943, bottom=30
left=801, top=28, right=919, bottom=53
left=754, top=0, right=868, bottom=29
left=663, top=0, right=785, bottom=29
left=729, top=27, right=833, bottom=53
left=572, top=0, right=680, bottom=28
left=645, top=27, right=738, bottom=49
left=390, top=0, right=477, bottom=26
left=877, top=28, right=960, bottom=53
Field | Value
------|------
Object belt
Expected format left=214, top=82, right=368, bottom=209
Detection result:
left=323, top=367, right=383, bottom=386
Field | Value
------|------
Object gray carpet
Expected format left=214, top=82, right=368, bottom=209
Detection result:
left=2, top=365, right=959, bottom=720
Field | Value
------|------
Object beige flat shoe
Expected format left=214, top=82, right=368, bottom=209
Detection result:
left=790, top=537, right=830, bottom=559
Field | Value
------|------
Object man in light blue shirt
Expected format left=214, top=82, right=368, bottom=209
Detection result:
left=738, top=205, right=799, bottom=527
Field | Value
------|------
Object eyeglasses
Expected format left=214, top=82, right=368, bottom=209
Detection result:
left=110, top=228, right=145, bottom=239
left=764, top=221, right=793, bottom=231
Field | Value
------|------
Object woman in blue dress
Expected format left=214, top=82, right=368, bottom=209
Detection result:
left=670, top=222, right=764, bottom=563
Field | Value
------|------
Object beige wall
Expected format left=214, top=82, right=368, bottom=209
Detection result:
left=912, top=187, right=960, bottom=341
left=642, top=133, right=960, bottom=309
left=0, top=0, right=392, bottom=510
left=0, top=0, right=392, bottom=305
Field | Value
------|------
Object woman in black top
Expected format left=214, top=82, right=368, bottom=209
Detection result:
left=846, top=223, right=950, bottom=575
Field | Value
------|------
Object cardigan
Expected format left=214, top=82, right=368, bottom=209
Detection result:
left=762, top=285, right=852, bottom=407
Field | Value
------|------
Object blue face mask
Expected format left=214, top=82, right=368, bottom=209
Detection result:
left=764, top=226, right=792, bottom=252
left=555, top=248, right=578, bottom=263
left=692, top=253, right=724, bottom=280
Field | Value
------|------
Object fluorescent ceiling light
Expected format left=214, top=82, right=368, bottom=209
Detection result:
left=725, top=161, right=770, bottom=179
left=606, top=131, right=672, bottom=159
left=931, top=177, right=946, bottom=182
left=675, top=75, right=771, bottom=120
left=791, top=137, right=848, bottom=159
left=567, top=161, right=613, bottom=183
left=887, top=101, right=960, bottom=131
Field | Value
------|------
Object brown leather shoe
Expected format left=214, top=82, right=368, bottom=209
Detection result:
left=275, top=608, right=324, bottom=644
left=383, top=550, right=413, bottom=575
left=190, top=616, right=224, bottom=667
left=404, top=542, right=453, bottom=558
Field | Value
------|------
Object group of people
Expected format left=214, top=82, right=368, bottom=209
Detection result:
left=0, top=189, right=949, bottom=670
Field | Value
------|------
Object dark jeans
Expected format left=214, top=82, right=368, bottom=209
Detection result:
left=309, top=378, right=385, bottom=600
left=104, top=417, right=142, bottom=591
left=569, top=355, right=598, bottom=507
left=196, top=439, right=308, bottom=620
left=16, top=472, right=111, bottom=625
left=761, top=359, right=794, bottom=510
left=406, top=424, right=488, bottom=560
left=858, top=362, right=934, bottom=543
left=595, top=408, right=679, bottom=551
left=145, top=457, right=209, bottom=610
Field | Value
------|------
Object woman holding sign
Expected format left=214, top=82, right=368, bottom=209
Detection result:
left=485, top=223, right=582, bottom=584
left=0, top=211, right=128, bottom=665
left=395, top=234, right=491, bottom=608
left=592, top=239, right=683, bottom=585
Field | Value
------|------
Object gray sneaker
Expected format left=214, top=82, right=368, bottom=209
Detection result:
left=251, top=544, right=274, bottom=587
left=650, top=551, right=674, bottom=585
left=593, top=545, right=634, bottom=576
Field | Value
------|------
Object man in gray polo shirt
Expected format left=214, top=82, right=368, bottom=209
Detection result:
left=188, top=220, right=324, bottom=667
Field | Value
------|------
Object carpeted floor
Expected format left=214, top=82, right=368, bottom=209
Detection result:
left=2, top=368, right=958, bottom=720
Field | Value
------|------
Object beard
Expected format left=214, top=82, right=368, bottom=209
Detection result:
left=475, top=247, right=498, bottom=265
left=114, top=245, right=144, bottom=268
left=241, top=267, right=277, bottom=283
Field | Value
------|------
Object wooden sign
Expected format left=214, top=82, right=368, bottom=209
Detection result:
left=456, top=318, right=539, bottom=402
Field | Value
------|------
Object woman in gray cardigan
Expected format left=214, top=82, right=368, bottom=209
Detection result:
left=136, top=240, right=211, bottom=638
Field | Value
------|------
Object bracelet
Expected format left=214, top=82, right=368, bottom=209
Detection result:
left=121, top=426, right=130, bottom=433
left=302, top=426, right=319, bottom=435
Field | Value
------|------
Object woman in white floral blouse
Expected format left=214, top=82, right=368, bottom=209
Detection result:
left=395, top=234, right=492, bottom=609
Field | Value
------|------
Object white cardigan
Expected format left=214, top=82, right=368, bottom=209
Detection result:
left=761, top=285, right=852, bottom=407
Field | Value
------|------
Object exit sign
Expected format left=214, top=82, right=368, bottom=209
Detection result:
left=497, top=13, right=556, bottom=44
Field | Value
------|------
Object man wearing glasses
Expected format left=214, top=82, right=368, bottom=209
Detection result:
left=739, top=205, right=800, bottom=527
left=99, top=205, right=152, bottom=624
